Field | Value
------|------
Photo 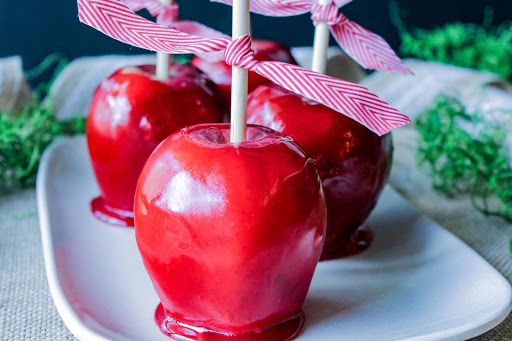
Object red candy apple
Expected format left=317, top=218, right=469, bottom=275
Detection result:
left=135, top=124, right=326, bottom=340
left=191, top=39, right=297, bottom=102
left=87, top=64, right=223, bottom=227
left=247, top=84, right=393, bottom=260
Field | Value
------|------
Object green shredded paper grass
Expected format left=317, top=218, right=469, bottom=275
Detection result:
left=0, top=55, right=86, bottom=194
left=416, top=96, right=512, bottom=222
left=395, top=8, right=512, bottom=223
left=399, top=11, right=512, bottom=82
left=0, top=101, right=86, bottom=194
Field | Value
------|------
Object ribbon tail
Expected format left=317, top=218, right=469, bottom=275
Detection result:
left=331, top=18, right=413, bottom=75
left=253, top=61, right=410, bottom=136
left=78, top=0, right=230, bottom=54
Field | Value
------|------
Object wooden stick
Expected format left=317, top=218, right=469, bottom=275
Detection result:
left=230, top=0, right=250, bottom=144
left=156, top=0, right=173, bottom=80
left=311, top=0, right=331, bottom=74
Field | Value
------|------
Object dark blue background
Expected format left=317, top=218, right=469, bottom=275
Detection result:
left=1, top=0, right=510, bottom=70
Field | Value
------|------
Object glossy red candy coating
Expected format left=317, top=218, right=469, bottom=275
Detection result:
left=155, top=304, right=305, bottom=341
left=191, top=40, right=297, bottom=102
left=90, top=196, right=134, bottom=227
left=247, top=84, right=392, bottom=260
left=87, top=64, right=223, bottom=226
left=135, top=124, right=326, bottom=338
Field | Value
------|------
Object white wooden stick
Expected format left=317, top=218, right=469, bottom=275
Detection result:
left=156, top=0, right=173, bottom=80
left=230, top=0, right=251, bottom=144
left=311, top=0, right=331, bottom=74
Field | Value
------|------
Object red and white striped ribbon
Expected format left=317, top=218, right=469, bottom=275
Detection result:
left=78, top=0, right=410, bottom=135
left=213, top=0, right=413, bottom=74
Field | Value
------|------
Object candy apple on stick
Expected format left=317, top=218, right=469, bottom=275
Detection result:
left=307, top=0, right=391, bottom=259
left=136, top=122, right=326, bottom=340
left=87, top=0, right=223, bottom=227
left=247, top=84, right=391, bottom=260
left=215, top=0, right=411, bottom=259
left=135, top=2, right=326, bottom=339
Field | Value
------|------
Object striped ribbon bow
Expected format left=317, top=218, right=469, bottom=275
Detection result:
left=212, top=0, right=413, bottom=74
left=77, top=0, right=410, bottom=135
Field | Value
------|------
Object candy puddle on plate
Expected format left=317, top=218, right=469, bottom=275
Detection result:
left=37, top=137, right=512, bottom=341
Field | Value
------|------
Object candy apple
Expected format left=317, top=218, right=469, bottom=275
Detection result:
left=191, top=39, right=297, bottom=102
left=87, top=64, right=223, bottom=227
left=135, top=124, right=326, bottom=340
left=247, top=84, right=393, bottom=260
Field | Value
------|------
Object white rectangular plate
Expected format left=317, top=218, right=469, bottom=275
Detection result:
left=37, top=137, right=512, bottom=341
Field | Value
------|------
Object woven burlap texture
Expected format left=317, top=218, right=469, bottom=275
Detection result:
left=1, top=56, right=511, bottom=340
left=0, top=190, right=73, bottom=340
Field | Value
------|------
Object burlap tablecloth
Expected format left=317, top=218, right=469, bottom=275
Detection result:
left=0, top=56, right=511, bottom=340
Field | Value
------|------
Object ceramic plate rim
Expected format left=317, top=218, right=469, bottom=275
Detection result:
left=37, top=137, right=113, bottom=341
